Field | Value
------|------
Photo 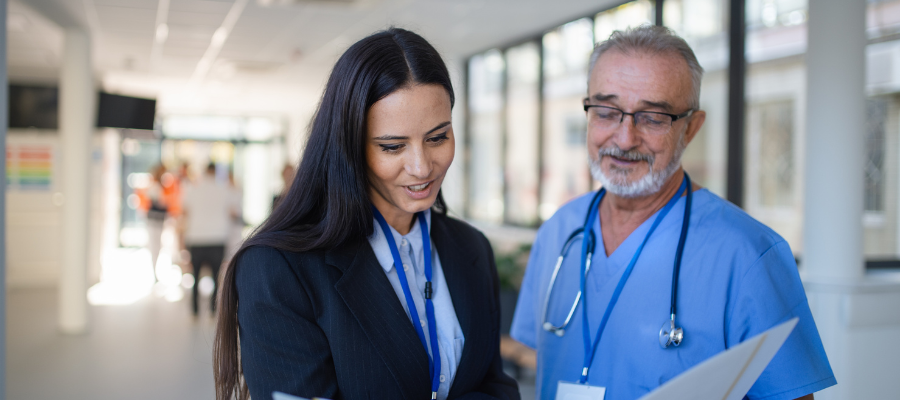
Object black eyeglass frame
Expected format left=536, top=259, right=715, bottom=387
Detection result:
left=582, top=104, right=695, bottom=126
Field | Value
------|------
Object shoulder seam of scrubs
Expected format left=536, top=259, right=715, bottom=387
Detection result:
left=724, top=240, right=797, bottom=343
left=736, top=240, right=790, bottom=286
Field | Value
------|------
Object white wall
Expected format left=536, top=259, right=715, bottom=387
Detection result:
left=6, top=129, right=108, bottom=288
left=6, top=129, right=62, bottom=287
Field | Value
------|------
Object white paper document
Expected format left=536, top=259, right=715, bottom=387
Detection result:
left=272, top=391, right=332, bottom=400
left=638, top=317, right=798, bottom=400
left=272, top=392, right=308, bottom=400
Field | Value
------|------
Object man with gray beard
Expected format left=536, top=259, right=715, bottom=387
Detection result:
left=510, top=26, right=834, bottom=400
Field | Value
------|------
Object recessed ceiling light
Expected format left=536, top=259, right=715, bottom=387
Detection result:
left=156, top=23, right=169, bottom=44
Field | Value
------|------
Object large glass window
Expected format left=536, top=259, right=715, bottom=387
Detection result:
left=467, top=50, right=506, bottom=223
left=741, top=0, right=808, bottom=250
left=665, top=0, right=730, bottom=197
left=864, top=0, right=900, bottom=256
left=504, top=42, right=542, bottom=226
left=540, top=18, right=594, bottom=221
left=747, top=100, right=795, bottom=209
left=594, top=0, right=655, bottom=43
left=865, top=98, right=887, bottom=213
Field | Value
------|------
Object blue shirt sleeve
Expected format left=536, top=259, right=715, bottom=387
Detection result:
left=510, top=229, right=546, bottom=349
left=727, top=240, right=836, bottom=400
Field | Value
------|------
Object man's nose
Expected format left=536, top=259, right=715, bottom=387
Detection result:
left=611, top=114, right=641, bottom=150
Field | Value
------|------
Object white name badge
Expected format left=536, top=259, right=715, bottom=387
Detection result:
left=555, top=381, right=606, bottom=400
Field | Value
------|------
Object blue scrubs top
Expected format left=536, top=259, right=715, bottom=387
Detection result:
left=511, top=189, right=836, bottom=400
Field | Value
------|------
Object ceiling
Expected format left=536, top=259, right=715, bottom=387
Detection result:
left=9, top=0, right=619, bottom=117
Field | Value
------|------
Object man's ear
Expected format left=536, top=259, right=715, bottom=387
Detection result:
left=683, top=110, right=706, bottom=146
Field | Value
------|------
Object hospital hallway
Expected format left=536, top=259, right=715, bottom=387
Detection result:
left=4, top=0, right=899, bottom=398
left=7, top=288, right=216, bottom=399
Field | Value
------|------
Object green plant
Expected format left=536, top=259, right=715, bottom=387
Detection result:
left=495, top=243, right=532, bottom=291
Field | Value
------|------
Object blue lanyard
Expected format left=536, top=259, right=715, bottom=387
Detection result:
left=578, top=177, right=689, bottom=383
left=372, top=207, right=442, bottom=397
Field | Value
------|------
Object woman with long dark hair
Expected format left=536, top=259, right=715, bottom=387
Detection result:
left=213, top=28, right=520, bottom=400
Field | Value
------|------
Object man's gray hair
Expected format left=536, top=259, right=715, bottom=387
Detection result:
left=588, top=25, right=704, bottom=110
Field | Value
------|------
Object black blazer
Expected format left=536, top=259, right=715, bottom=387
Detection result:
left=236, top=212, right=520, bottom=400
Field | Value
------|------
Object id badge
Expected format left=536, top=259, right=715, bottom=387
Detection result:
left=555, top=381, right=606, bottom=400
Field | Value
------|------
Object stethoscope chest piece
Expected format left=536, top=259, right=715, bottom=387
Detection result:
left=543, top=322, right=566, bottom=337
left=659, top=319, right=684, bottom=348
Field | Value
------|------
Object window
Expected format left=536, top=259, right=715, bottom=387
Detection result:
left=505, top=42, right=542, bottom=226
left=753, top=100, right=795, bottom=208
left=594, top=0, right=655, bottom=43
left=865, top=98, right=887, bottom=212
left=467, top=50, right=506, bottom=223
left=665, top=0, right=730, bottom=196
left=540, top=19, right=595, bottom=221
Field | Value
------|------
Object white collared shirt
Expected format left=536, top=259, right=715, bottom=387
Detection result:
left=367, top=209, right=465, bottom=400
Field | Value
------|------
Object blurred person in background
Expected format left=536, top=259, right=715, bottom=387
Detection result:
left=139, top=164, right=168, bottom=282
left=182, top=162, right=234, bottom=316
left=213, top=28, right=519, bottom=400
left=272, top=163, right=295, bottom=210
left=161, top=166, right=183, bottom=220
left=177, top=161, right=192, bottom=183
left=511, top=26, right=834, bottom=400
left=173, top=161, right=193, bottom=264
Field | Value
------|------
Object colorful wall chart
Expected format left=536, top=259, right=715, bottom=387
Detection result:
left=6, top=144, right=54, bottom=190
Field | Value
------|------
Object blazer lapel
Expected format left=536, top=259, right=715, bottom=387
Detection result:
left=430, top=215, right=493, bottom=398
left=328, top=238, right=431, bottom=400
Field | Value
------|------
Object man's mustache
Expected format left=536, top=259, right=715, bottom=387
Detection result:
left=597, top=147, right=655, bottom=166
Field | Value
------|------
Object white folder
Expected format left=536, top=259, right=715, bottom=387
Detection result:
left=638, top=317, right=799, bottom=400
left=272, top=391, right=329, bottom=400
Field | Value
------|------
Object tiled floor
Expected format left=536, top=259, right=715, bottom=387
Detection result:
left=7, top=288, right=536, bottom=400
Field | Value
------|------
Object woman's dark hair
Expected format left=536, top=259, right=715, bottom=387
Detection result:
left=214, top=27, right=454, bottom=400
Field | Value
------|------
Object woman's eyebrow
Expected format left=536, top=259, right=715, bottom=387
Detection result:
left=373, top=121, right=451, bottom=140
left=373, top=134, right=407, bottom=140
left=426, top=121, right=451, bottom=135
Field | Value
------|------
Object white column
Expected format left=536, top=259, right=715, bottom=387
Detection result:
left=802, top=3, right=900, bottom=400
left=803, top=0, right=866, bottom=281
left=58, top=28, right=93, bottom=334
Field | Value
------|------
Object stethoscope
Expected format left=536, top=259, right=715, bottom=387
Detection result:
left=540, top=172, right=693, bottom=350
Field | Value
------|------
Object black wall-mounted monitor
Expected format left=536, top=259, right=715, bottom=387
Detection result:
left=96, top=92, right=156, bottom=130
left=9, top=84, right=59, bottom=129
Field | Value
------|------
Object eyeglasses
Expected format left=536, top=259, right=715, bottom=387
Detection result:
left=583, top=103, right=694, bottom=136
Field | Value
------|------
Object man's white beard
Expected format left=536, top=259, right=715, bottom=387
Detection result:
left=590, top=136, right=686, bottom=198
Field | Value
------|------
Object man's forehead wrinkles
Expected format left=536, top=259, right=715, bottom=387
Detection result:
left=589, top=51, right=692, bottom=109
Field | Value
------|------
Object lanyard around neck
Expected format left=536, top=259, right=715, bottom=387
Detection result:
left=371, top=207, right=442, bottom=397
left=578, top=176, right=689, bottom=383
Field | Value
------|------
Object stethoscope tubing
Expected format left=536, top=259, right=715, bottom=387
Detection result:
left=540, top=172, right=693, bottom=352
left=670, top=173, right=692, bottom=318
left=540, top=229, right=596, bottom=336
